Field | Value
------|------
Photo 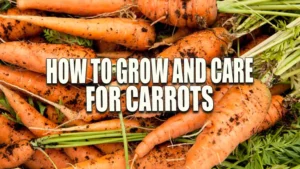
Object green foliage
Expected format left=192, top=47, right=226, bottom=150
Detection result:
left=55, top=100, right=65, bottom=123
left=0, top=0, right=11, bottom=11
left=44, top=29, right=93, bottom=47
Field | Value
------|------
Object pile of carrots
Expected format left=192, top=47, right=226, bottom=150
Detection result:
left=0, top=0, right=293, bottom=169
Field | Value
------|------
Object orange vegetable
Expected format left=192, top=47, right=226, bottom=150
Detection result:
left=0, top=42, right=96, bottom=81
left=0, top=8, right=42, bottom=41
left=17, top=0, right=133, bottom=16
left=0, top=15, right=156, bottom=50
left=185, top=80, right=272, bottom=169
left=137, top=0, right=218, bottom=28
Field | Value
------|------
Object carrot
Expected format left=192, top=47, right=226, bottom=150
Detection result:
left=185, top=80, right=272, bottom=169
left=0, top=42, right=96, bottom=81
left=134, top=84, right=232, bottom=158
left=258, top=95, right=286, bottom=132
left=0, top=8, right=43, bottom=41
left=158, top=27, right=233, bottom=63
left=0, top=85, right=103, bottom=163
left=96, top=41, right=121, bottom=53
left=0, top=65, right=86, bottom=111
left=270, top=84, right=291, bottom=95
left=240, top=34, right=270, bottom=55
left=0, top=140, right=35, bottom=169
left=45, top=105, right=67, bottom=124
left=0, top=15, right=156, bottom=50
left=137, top=0, right=218, bottom=28
left=0, top=115, right=73, bottom=169
left=150, top=28, right=193, bottom=49
left=17, top=0, right=133, bottom=16
left=135, top=143, right=191, bottom=169
left=62, top=151, right=126, bottom=169
left=26, top=149, right=73, bottom=169
left=50, top=119, right=141, bottom=132
left=96, top=143, right=124, bottom=155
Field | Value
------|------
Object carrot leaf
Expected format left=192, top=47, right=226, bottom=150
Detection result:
left=44, top=29, right=93, bottom=47
left=0, top=0, right=11, bottom=11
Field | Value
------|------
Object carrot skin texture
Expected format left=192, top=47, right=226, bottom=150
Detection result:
left=135, top=85, right=232, bottom=158
left=185, top=80, right=272, bottom=169
left=138, top=0, right=217, bottom=28
left=135, top=144, right=191, bottom=169
left=158, top=27, right=233, bottom=63
left=0, top=140, right=35, bottom=169
left=0, top=65, right=86, bottom=111
left=95, top=143, right=124, bottom=155
left=258, top=95, right=286, bottom=132
left=0, top=115, right=73, bottom=169
left=0, top=15, right=156, bottom=50
left=0, top=8, right=43, bottom=41
left=17, top=0, right=133, bottom=16
left=0, top=42, right=96, bottom=81
left=62, top=153, right=126, bottom=169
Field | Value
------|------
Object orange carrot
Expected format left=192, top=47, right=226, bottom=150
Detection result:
left=158, top=27, right=233, bottom=63
left=135, top=144, right=191, bottom=169
left=0, top=65, right=86, bottom=111
left=0, top=8, right=43, bottom=41
left=96, top=143, right=124, bottom=155
left=51, top=119, right=141, bottom=132
left=17, top=0, right=133, bottom=16
left=0, top=42, right=96, bottom=81
left=96, top=41, right=121, bottom=53
left=150, top=28, right=192, bottom=49
left=97, top=51, right=133, bottom=59
left=137, top=0, right=218, bottom=28
left=0, top=140, right=35, bottom=169
left=62, top=151, right=126, bottom=169
left=270, top=84, right=291, bottom=96
left=28, top=36, right=46, bottom=43
left=0, top=15, right=156, bottom=50
left=258, top=95, right=286, bottom=132
left=0, top=115, right=73, bottom=169
left=45, top=105, right=67, bottom=124
left=134, top=84, right=232, bottom=158
left=0, top=85, right=103, bottom=163
left=185, top=80, right=272, bottom=169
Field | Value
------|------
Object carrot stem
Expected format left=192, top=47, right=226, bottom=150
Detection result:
left=119, top=112, right=130, bottom=169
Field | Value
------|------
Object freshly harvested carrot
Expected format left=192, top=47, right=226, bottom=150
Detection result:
left=17, top=0, right=133, bottom=16
left=96, top=41, right=121, bottom=53
left=0, top=15, right=156, bottom=50
left=96, top=143, right=124, bottom=155
left=62, top=152, right=126, bottom=169
left=0, top=42, right=96, bottom=80
left=185, top=80, right=272, bottom=169
left=0, top=84, right=58, bottom=136
left=26, top=149, right=73, bottom=169
left=240, top=34, right=270, bottom=55
left=0, top=140, right=34, bottom=169
left=0, top=65, right=86, bottom=111
left=0, top=85, right=103, bottom=163
left=137, top=0, right=218, bottom=28
left=52, top=119, right=141, bottom=132
left=135, top=144, right=191, bottom=169
left=0, top=8, right=43, bottom=41
left=150, top=28, right=192, bottom=49
left=0, top=115, right=73, bottom=169
left=134, top=84, right=232, bottom=158
left=270, top=84, right=291, bottom=96
left=158, top=27, right=233, bottom=64
left=258, top=95, right=286, bottom=132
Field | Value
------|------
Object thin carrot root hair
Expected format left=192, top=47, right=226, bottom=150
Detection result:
left=35, top=147, right=58, bottom=169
